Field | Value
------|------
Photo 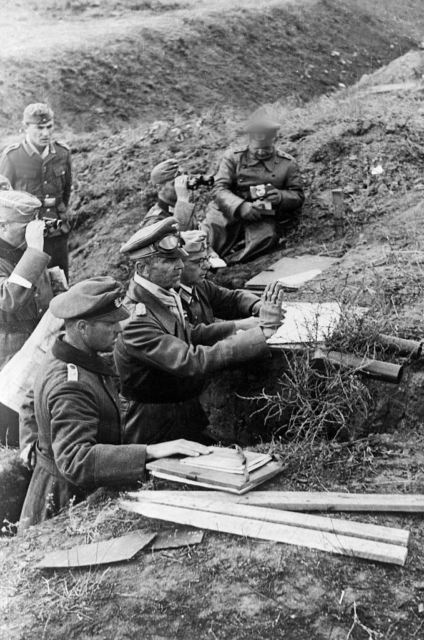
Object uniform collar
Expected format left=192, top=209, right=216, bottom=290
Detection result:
left=24, top=136, right=56, bottom=159
left=52, top=336, right=115, bottom=377
left=244, top=147, right=277, bottom=172
left=157, top=198, right=175, bottom=214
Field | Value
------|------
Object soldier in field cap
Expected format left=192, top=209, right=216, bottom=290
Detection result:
left=0, top=190, right=54, bottom=446
left=141, top=158, right=199, bottom=231
left=114, top=217, right=286, bottom=446
left=20, top=275, right=210, bottom=529
left=179, top=229, right=262, bottom=327
left=0, top=103, right=72, bottom=279
left=203, top=113, right=305, bottom=263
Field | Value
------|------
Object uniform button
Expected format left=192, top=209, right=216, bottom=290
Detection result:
left=39, top=309, right=43, bottom=313
left=44, top=181, right=48, bottom=184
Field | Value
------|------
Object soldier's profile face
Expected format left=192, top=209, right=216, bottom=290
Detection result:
left=0, top=220, right=27, bottom=247
left=181, top=251, right=210, bottom=286
left=25, top=121, right=55, bottom=148
left=83, top=319, right=122, bottom=353
left=148, top=255, right=184, bottom=290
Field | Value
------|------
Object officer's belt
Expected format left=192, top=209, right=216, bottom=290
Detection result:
left=34, top=444, right=63, bottom=479
left=41, top=196, right=64, bottom=209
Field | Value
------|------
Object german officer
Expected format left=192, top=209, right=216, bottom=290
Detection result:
left=0, top=190, right=54, bottom=446
left=203, top=116, right=305, bottom=264
left=19, top=276, right=209, bottom=529
left=141, top=159, right=199, bottom=231
left=0, top=103, right=72, bottom=279
left=179, top=230, right=261, bottom=327
left=114, top=217, right=285, bottom=446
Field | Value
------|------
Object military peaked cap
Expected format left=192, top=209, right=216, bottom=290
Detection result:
left=151, top=159, right=179, bottom=186
left=50, top=276, right=129, bottom=322
left=23, top=103, right=54, bottom=125
left=243, top=117, right=281, bottom=134
left=0, top=190, right=41, bottom=222
left=121, top=217, right=188, bottom=260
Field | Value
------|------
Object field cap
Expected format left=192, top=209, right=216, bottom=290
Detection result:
left=50, top=276, right=129, bottom=322
left=120, top=217, right=188, bottom=260
left=181, top=230, right=208, bottom=254
left=23, top=103, right=54, bottom=125
left=243, top=116, right=281, bottom=135
left=0, top=190, right=41, bottom=222
left=151, top=159, right=179, bottom=186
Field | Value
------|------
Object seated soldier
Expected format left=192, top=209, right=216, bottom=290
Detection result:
left=114, top=217, right=285, bottom=446
left=141, top=159, right=199, bottom=231
left=0, top=190, right=54, bottom=447
left=179, top=229, right=262, bottom=327
left=19, top=276, right=209, bottom=530
left=203, top=115, right=305, bottom=264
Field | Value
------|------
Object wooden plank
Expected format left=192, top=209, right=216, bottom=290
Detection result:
left=332, top=189, right=344, bottom=238
left=125, top=494, right=409, bottom=547
left=150, top=527, right=204, bottom=550
left=119, top=501, right=408, bottom=566
left=146, top=459, right=283, bottom=494
left=126, top=490, right=424, bottom=513
left=35, top=530, right=156, bottom=569
left=244, top=255, right=338, bottom=291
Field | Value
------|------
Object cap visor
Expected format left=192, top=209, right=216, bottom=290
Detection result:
left=93, top=306, right=130, bottom=322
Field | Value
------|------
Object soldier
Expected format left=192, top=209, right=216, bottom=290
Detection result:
left=114, top=217, right=285, bottom=446
left=179, top=229, right=262, bottom=327
left=0, top=190, right=54, bottom=446
left=141, top=159, right=198, bottom=231
left=203, top=116, right=305, bottom=263
left=19, top=276, right=209, bottom=529
left=0, top=103, right=72, bottom=279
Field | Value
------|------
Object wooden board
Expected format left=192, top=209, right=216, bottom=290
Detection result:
left=119, top=501, right=407, bottom=566
left=146, top=459, right=283, bottom=494
left=125, top=490, right=424, bottom=513
left=151, top=527, right=204, bottom=550
left=35, top=530, right=156, bottom=569
left=245, top=255, right=339, bottom=291
left=125, top=494, right=409, bottom=547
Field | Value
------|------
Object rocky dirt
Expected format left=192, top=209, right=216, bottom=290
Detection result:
left=2, top=0, right=424, bottom=638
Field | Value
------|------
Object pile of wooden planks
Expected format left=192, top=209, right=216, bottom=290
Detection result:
left=119, top=490, right=417, bottom=566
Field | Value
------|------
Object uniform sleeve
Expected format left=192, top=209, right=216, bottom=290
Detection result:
left=211, top=151, right=245, bottom=220
left=277, top=159, right=305, bottom=214
left=173, top=201, right=198, bottom=231
left=0, top=151, right=16, bottom=186
left=48, top=381, right=146, bottom=488
left=63, top=152, right=72, bottom=208
left=121, top=317, right=270, bottom=380
left=204, top=281, right=261, bottom=320
left=0, top=249, right=51, bottom=313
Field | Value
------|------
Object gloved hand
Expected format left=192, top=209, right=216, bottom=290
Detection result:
left=174, top=175, right=191, bottom=203
left=25, top=219, right=45, bottom=253
left=264, top=186, right=283, bottom=205
left=20, top=442, right=36, bottom=470
left=238, top=201, right=263, bottom=223
left=259, top=281, right=285, bottom=339
left=234, top=316, right=261, bottom=332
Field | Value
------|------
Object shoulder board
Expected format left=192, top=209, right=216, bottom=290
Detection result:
left=276, top=149, right=295, bottom=161
left=55, top=140, right=70, bottom=151
left=135, top=302, right=146, bottom=316
left=67, top=363, right=78, bottom=381
left=232, top=146, right=248, bottom=154
left=2, top=142, right=20, bottom=154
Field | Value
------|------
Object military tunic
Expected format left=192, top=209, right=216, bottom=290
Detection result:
left=180, top=279, right=261, bottom=326
left=203, top=146, right=304, bottom=263
left=0, top=139, right=72, bottom=276
left=20, top=338, right=147, bottom=529
left=114, top=279, right=271, bottom=445
left=140, top=198, right=198, bottom=231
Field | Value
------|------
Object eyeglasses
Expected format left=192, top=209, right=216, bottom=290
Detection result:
left=189, top=256, right=210, bottom=266
left=154, top=234, right=183, bottom=253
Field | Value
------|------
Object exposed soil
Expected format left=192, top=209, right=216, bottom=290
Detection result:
left=2, top=0, right=424, bottom=638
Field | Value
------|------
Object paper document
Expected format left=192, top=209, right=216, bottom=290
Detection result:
left=267, top=302, right=342, bottom=346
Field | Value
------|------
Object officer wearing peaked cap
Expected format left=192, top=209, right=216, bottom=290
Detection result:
left=140, top=158, right=199, bottom=231
left=0, top=103, right=72, bottom=278
left=20, top=276, right=210, bottom=529
left=0, top=190, right=54, bottom=446
left=203, top=114, right=305, bottom=264
left=115, top=218, right=286, bottom=446
left=179, top=229, right=262, bottom=327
